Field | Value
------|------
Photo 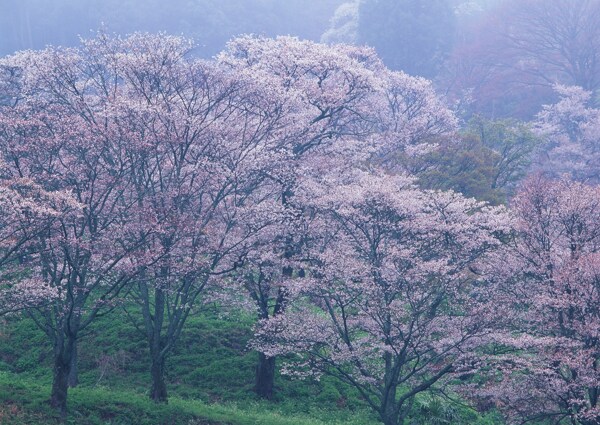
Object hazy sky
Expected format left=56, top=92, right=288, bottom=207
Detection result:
left=0, top=0, right=344, bottom=57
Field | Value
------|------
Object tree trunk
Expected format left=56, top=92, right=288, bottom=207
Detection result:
left=49, top=336, right=74, bottom=419
left=50, top=357, right=69, bottom=418
left=150, top=354, right=168, bottom=403
left=68, top=342, right=78, bottom=388
left=382, top=416, right=398, bottom=425
left=255, top=352, right=276, bottom=400
left=381, top=402, right=400, bottom=425
left=380, top=352, right=400, bottom=425
left=251, top=188, right=295, bottom=401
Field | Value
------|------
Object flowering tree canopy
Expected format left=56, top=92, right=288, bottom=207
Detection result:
left=481, top=176, right=600, bottom=424
left=216, top=35, right=458, bottom=400
left=535, top=85, right=600, bottom=182
left=253, top=168, right=510, bottom=425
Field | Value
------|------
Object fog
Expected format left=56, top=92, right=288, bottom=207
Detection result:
left=0, top=0, right=344, bottom=57
left=3, top=0, right=597, bottom=119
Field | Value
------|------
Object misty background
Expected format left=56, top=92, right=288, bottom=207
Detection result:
left=1, top=0, right=598, bottom=119
left=0, top=0, right=344, bottom=58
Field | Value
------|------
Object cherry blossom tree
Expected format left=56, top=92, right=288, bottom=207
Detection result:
left=217, top=35, right=381, bottom=399
left=89, top=33, right=293, bottom=403
left=218, top=36, right=456, bottom=163
left=0, top=64, right=21, bottom=106
left=481, top=176, right=600, bottom=424
left=0, top=171, right=73, bottom=315
left=253, top=169, right=510, bottom=425
left=217, top=35, right=457, bottom=399
left=0, top=36, right=175, bottom=414
left=0, top=32, right=460, bottom=410
left=535, top=85, right=600, bottom=182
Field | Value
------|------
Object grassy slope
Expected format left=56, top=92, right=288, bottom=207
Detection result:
left=0, top=308, right=501, bottom=425
left=0, top=371, right=376, bottom=425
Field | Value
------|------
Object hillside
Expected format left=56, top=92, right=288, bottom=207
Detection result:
left=0, top=309, right=498, bottom=424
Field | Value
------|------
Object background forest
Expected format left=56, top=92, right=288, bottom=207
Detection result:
left=1, top=1, right=600, bottom=425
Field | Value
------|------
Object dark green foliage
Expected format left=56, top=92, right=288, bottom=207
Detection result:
left=419, top=117, right=538, bottom=204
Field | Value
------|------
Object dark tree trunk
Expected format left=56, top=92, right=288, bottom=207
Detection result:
left=251, top=186, right=296, bottom=400
left=138, top=281, right=173, bottom=404
left=49, top=336, right=74, bottom=419
left=150, top=354, right=168, bottom=403
left=380, top=352, right=400, bottom=425
left=380, top=398, right=400, bottom=425
left=255, top=352, right=276, bottom=400
left=253, top=285, right=287, bottom=400
left=50, top=357, right=69, bottom=418
left=68, top=342, right=78, bottom=388
left=382, top=416, right=397, bottom=425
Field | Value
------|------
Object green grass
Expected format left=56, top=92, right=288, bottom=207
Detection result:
left=0, top=371, right=377, bottom=425
left=0, top=309, right=379, bottom=424
left=0, top=308, right=502, bottom=425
